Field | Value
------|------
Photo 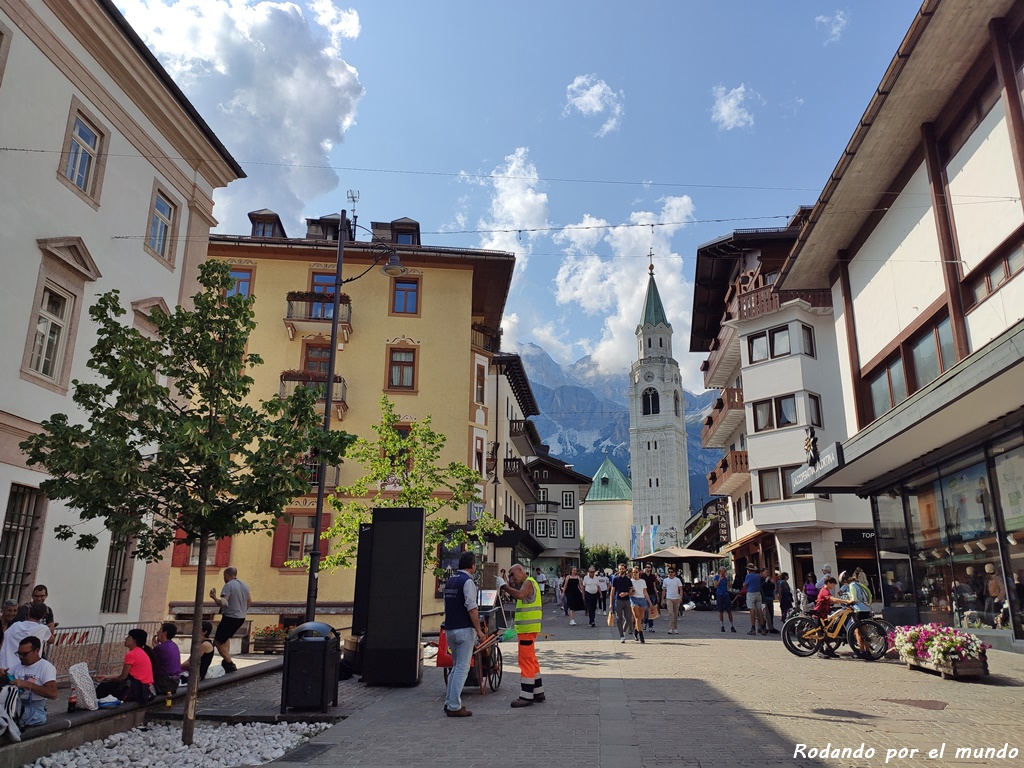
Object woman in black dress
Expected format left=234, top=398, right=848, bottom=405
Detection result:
left=562, top=566, right=585, bottom=625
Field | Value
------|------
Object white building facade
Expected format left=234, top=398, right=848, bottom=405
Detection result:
left=0, top=0, right=241, bottom=626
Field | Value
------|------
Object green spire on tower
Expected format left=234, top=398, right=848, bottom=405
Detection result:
left=640, top=250, right=671, bottom=329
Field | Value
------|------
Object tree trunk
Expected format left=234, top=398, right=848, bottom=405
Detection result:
left=181, top=535, right=210, bottom=746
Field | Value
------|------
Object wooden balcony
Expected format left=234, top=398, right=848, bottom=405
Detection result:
left=283, top=293, right=352, bottom=341
left=509, top=419, right=541, bottom=457
left=736, top=286, right=832, bottom=320
left=706, top=450, right=750, bottom=496
left=503, top=457, right=539, bottom=503
left=279, top=371, right=348, bottom=420
left=471, top=323, right=501, bottom=352
left=701, top=387, right=745, bottom=449
left=702, top=295, right=740, bottom=389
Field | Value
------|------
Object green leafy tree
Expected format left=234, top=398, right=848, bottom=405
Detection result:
left=311, top=395, right=504, bottom=577
left=20, top=261, right=352, bottom=745
left=580, top=538, right=628, bottom=572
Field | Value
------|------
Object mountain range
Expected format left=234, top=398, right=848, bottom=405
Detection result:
left=517, top=343, right=722, bottom=513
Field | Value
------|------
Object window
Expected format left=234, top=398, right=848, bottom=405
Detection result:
left=674, top=391, right=680, bottom=416
left=0, top=485, right=44, bottom=602
left=144, top=183, right=179, bottom=267
left=254, top=220, right=276, bottom=237
left=808, top=394, right=823, bottom=427
left=561, top=491, right=574, bottom=509
left=781, top=466, right=801, bottom=499
left=310, top=272, right=335, bottom=319
left=775, top=395, right=796, bottom=428
left=0, top=20, right=13, bottom=91
left=642, top=388, right=660, bottom=415
left=475, top=365, right=486, bottom=403
left=867, top=356, right=907, bottom=420
left=392, top=277, right=420, bottom=315
left=801, top=325, right=815, bottom=358
left=396, top=232, right=414, bottom=245
left=100, top=532, right=132, bottom=614
left=304, top=343, right=331, bottom=376
left=189, top=536, right=217, bottom=566
left=228, top=268, right=253, bottom=298
left=753, top=400, right=773, bottom=432
left=538, top=488, right=547, bottom=502
left=548, top=521, right=558, bottom=538
left=28, top=286, right=72, bottom=381
left=57, top=99, right=108, bottom=206
left=562, top=520, right=575, bottom=539
left=387, top=347, right=417, bottom=391
left=909, top=317, right=955, bottom=390
left=759, top=467, right=803, bottom=502
left=535, top=519, right=548, bottom=537
left=270, top=514, right=330, bottom=567
left=526, top=519, right=535, bottom=535
left=747, top=324, right=791, bottom=363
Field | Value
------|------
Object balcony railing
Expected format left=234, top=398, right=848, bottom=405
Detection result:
left=283, top=293, right=353, bottom=341
left=509, top=419, right=541, bottom=457
left=701, top=387, right=744, bottom=449
left=300, top=461, right=342, bottom=489
left=736, top=286, right=832, bottom=320
left=503, top=457, right=539, bottom=503
left=526, top=501, right=560, bottom=515
left=279, top=371, right=348, bottom=418
left=471, top=324, right=501, bottom=352
left=706, top=450, right=750, bottom=496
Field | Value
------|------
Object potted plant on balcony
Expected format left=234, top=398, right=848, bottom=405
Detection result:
left=285, top=290, right=350, bottom=304
left=252, top=623, right=288, bottom=654
left=891, top=623, right=989, bottom=679
left=280, top=369, right=342, bottom=383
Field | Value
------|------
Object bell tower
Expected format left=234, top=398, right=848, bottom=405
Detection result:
left=628, top=254, right=690, bottom=550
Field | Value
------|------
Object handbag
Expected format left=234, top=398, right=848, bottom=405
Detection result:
left=606, top=608, right=614, bottom=626
left=648, top=603, right=660, bottom=620
left=68, top=662, right=99, bottom=711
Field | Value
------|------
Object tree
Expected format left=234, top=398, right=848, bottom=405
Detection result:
left=311, top=395, right=504, bottom=577
left=20, top=260, right=352, bottom=745
left=580, top=538, right=628, bottom=572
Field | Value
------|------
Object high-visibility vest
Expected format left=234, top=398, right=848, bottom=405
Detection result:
left=514, top=576, right=543, bottom=634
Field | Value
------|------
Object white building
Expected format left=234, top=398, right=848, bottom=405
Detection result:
left=689, top=222, right=874, bottom=586
left=0, top=0, right=242, bottom=626
left=527, top=448, right=590, bottom=581
left=780, top=0, right=1024, bottom=650
left=579, top=453, right=633, bottom=553
left=628, top=264, right=690, bottom=555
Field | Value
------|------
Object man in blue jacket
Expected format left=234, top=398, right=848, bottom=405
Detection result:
left=443, top=552, right=487, bottom=718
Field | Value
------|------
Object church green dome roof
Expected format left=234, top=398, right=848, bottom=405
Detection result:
left=640, top=269, right=671, bottom=329
left=586, top=455, right=632, bottom=501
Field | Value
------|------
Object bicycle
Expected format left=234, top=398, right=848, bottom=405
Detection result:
left=782, top=605, right=888, bottom=660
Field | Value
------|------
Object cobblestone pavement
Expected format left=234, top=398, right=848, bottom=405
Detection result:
left=222, top=608, right=1024, bottom=768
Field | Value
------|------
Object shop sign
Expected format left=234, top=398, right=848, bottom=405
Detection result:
left=791, top=441, right=844, bottom=493
left=841, top=529, right=876, bottom=544
left=792, top=543, right=812, bottom=556
left=716, top=498, right=729, bottom=544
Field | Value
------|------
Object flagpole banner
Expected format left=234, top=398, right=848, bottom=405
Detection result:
left=649, top=524, right=659, bottom=555
left=630, top=525, right=638, bottom=559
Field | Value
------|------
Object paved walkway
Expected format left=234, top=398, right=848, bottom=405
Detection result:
left=166, top=609, right=1024, bottom=768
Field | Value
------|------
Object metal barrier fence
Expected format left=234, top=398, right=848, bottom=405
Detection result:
left=48, top=625, right=105, bottom=682
left=48, top=621, right=165, bottom=682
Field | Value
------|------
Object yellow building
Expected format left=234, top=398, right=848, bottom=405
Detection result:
left=160, top=210, right=514, bottom=635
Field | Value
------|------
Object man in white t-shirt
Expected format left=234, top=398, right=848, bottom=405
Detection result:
left=0, top=635, right=57, bottom=741
left=534, top=570, right=547, bottom=601
left=582, top=567, right=601, bottom=627
left=661, top=567, right=684, bottom=634
left=0, top=603, right=51, bottom=670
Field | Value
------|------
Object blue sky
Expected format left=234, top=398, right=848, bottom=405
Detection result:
left=119, top=1, right=921, bottom=392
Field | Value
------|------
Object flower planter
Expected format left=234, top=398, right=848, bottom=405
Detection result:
left=904, top=656, right=987, bottom=680
left=253, top=636, right=286, bottom=654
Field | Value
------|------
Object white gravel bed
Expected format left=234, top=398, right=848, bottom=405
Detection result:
left=23, top=721, right=332, bottom=768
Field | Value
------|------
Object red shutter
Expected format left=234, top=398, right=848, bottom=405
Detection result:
left=171, top=528, right=189, bottom=567
left=270, top=521, right=291, bottom=567
left=320, top=514, right=331, bottom=555
left=214, top=536, right=232, bottom=567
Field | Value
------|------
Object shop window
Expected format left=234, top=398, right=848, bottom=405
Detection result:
left=992, top=433, right=1024, bottom=639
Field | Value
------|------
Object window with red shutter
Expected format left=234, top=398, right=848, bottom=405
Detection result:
left=171, top=528, right=189, bottom=567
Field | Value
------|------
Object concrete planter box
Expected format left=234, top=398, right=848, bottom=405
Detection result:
left=904, top=656, right=987, bottom=680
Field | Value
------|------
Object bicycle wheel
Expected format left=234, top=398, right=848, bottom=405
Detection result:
left=488, top=645, right=503, bottom=691
left=848, top=619, right=888, bottom=660
left=782, top=615, right=821, bottom=657
left=873, top=618, right=897, bottom=654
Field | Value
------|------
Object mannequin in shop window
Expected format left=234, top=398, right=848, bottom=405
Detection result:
left=984, top=563, right=1007, bottom=629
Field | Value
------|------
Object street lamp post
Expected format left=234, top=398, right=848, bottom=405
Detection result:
left=304, top=210, right=407, bottom=623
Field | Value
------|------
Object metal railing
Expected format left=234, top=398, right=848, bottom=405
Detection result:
left=47, top=625, right=105, bottom=682
left=98, top=621, right=163, bottom=678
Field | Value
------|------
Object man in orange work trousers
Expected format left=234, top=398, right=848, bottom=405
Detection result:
left=500, top=563, right=544, bottom=707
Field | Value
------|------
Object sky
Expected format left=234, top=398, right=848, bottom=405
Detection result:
left=117, top=1, right=923, bottom=393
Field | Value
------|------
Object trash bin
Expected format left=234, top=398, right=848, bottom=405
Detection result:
left=280, top=621, right=341, bottom=713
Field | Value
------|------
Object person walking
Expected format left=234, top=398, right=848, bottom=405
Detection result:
left=582, top=567, right=601, bottom=627
left=760, top=569, right=778, bottom=634
left=661, top=567, right=684, bottom=634
left=629, top=567, right=652, bottom=643
left=209, top=566, right=251, bottom=673
left=714, top=567, right=736, bottom=633
left=744, top=564, right=765, bottom=636
left=443, top=551, right=487, bottom=718
left=642, top=565, right=660, bottom=631
left=501, top=564, right=545, bottom=707
left=611, top=564, right=634, bottom=643
left=777, top=572, right=794, bottom=619
left=597, top=570, right=610, bottom=615
left=562, top=567, right=585, bottom=625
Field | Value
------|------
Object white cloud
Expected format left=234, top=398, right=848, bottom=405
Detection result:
left=532, top=323, right=576, bottom=365
left=118, top=0, right=364, bottom=233
left=711, top=84, right=755, bottom=131
left=563, top=74, right=624, bottom=138
left=550, top=195, right=706, bottom=393
left=501, top=312, right=521, bottom=352
left=474, top=147, right=550, bottom=277
left=815, top=11, right=848, bottom=45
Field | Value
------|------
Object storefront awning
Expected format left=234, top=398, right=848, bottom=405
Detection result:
left=493, top=528, right=546, bottom=559
left=720, top=529, right=771, bottom=554
left=793, top=317, right=1024, bottom=496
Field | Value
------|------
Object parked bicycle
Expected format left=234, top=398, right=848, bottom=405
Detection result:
left=782, top=605, right=888, bottom=660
